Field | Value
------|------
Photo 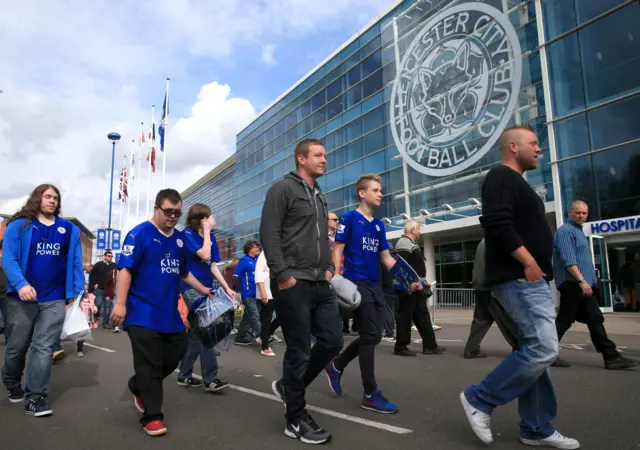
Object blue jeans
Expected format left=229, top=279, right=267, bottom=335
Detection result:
left=464, top=279, right=559, bottom=440
left=2, top=299, right=66, bottom=400
left=103, top=299, right=114, bottom=327
left=235, top=297, right=261, bottom=342
left=93, top=288, right=105, bottom=314
left=179, top=330, right=219, bottom=384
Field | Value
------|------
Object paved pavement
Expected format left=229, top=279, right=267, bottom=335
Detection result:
left=0, top=324, right=638, bottom=450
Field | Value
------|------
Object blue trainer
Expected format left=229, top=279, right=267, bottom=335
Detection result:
left=25, top=397, right=53, bottom=417
left=324, top=360, right=342, bottom=396
left=361, top=389, right=398, bottom=414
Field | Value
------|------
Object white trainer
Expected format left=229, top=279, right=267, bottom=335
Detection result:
left=521, top=431, right=580, bottom=449
left=460, top=392, right=493, bottom=444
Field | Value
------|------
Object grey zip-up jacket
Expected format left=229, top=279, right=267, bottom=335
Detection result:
left=260, top=171, right=334, bottom=283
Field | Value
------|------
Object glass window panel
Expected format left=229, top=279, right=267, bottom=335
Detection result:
left=361, top=91, right=383, bottom=114
left=543, top=0, right=576, bottom=40
left=558, top=154, right=598, bottom=219
left=286, top=127, right=298, bottom=145
left=363, top=128, right=385, bottom=154
left=274, top=119, right=285, bottom=137
left=325, top=168, right=344, bottom=192
left=345, top=139, right=363, bottom=162
left=548, top=34, right=586, bottom=116
left=285, top=110, right=297, bottom=130
left=333, top=147, right=345, bottom=168
left=362, top=70, right=383, bottom=99
left=438, top=242, right=464, bottom=264
left=326, top=115, right=343, bottom=135
left=324, top=189, right=342, bottom=209
left=300, top=99, right=312, bottom=119
left=326, top=77, right=343, bottom=101
left=344, top=118, right=362, bottom=142
left=344, top=160, right=363, bottom=186
left=554, top=114, right=590, bottom=160
left=334, top=128, right=344, bottom=149
left=327, top=96, right=344, bottom=120
left=311, top=90, right=326, bottom=112
left=362, top=151, right=386, bottom=175
left=588, top=94, right=640, bottom=150
left=344, top=85, right=363, bottom=109
left=299, top=116, right=311, bottom=137
left=579, top=4, right=640, bottom=106
left=361, top=50, right=382, bottom=78
left=360, top=36, right=381, bottom=59
left=577, top=0, right=628, bottom=23
left=311, top=106, right=327, bottom=130
left=591, top=140, right=640, bottom=220
left=264, top=126, right=274, bottom=143
left=345, top=51, right=361, bottom=71
left=362, top=104, right=384, bottom=134
left=343, top=183, right=357, bottom=207
left=347, top=66, right=361, bottom=88
left=324, top=132, right=335, bottom=152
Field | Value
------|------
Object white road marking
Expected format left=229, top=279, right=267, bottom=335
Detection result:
left=560, top=344, right=584, bottom=351
left=175, top=370, right=413, bottom=435
left=84, top=343, right=117, bottom=353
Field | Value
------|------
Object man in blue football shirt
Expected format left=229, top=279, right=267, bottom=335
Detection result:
left=2, top=184, right=84, bottom=417
left=233, top=240, right=261, bottom=346
left=325, top=174, right=421, bottom=414
left=110, top=189, right=213, bottom=437
left=176, top=203, right=236, bottom=392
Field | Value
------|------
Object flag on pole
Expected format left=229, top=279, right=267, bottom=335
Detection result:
left=131, top=151, right=135, bottom=179
left=159, top=91, right=168, bottom=152
left=140, top=127, right=146, bottom=144
left=146, top=122, right=156, bottom=173
left=118, top=167, right=129, bottom=203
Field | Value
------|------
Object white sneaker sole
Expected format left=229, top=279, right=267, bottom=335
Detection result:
left=284, top=428, right=331, bottom=445
left=25, top=409, right=53, bottom=417
left=8, top=396, right=24, bottom=404
left=144, top=427, right=167, bottom=437
left=261, top=350, right=276, bottom=357
left=360, top=404, right=398, bottom=414
left=460, top=392, right=493, bottom=444
left=133, top=395, right=145, bottom=414
left=520, top=437, right=580, bottom=449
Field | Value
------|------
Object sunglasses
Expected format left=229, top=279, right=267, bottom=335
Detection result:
left=158, top=205, right=183, bottom=218
left=329, top=218, right=338, bottom=221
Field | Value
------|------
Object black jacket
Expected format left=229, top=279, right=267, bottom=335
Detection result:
left=394, top=235, right=427, bottom=278
left=89, top=261, right=117, bottom=291
left=260, top=171, right=333, bottom=283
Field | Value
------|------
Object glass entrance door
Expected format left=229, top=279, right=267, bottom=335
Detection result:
left=589, top=235, right=613, bottom=313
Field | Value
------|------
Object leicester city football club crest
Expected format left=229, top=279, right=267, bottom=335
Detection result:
left=176, top=238, right=183, bottom=248
left=57, top=227, right=66, bottom=234
left=390, top=2, right=522, bottom=177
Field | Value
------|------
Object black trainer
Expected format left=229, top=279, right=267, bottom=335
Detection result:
left=285, top=414, right=331, bottom=445
left=176, top=377, right=204, bottom=388
left=605, top=355, right=640, bottom=370
left=272, top=379, right=287, bottom=407
left=204, top=379, right=229, bottom=393
left=25, top=397, right=53, bottom=417
left=393, top=347, right=416, bottom=357
left=423, top=346, right=446, bottom=355
left=7, top=386, right=25, bottom=403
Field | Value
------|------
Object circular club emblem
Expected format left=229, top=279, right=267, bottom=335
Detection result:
left=57, top=227, right=66, bottom=234
left=176, top=239, right=183, bottom=248
left=98, top=231, right=105, bottom=238
left=375, top=224, right=381, bottom=232
left=390, top=3, right=522, bottom=177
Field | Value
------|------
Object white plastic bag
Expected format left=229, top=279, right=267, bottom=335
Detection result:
left=60, top=292, right=92, bottom=341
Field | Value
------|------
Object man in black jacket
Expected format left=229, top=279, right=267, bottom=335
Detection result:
left=89, top=250, right=117, bottom=326
left=260, top=138, right=343, bottom=445
left=393, top=220, right=444, bottom=356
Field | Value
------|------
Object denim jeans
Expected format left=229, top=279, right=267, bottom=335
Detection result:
left=0, top=295, right=7, bottom=337
left=103, top=299, right=114, bottom=327
left=93, top=288, right=105, bottom=315
left=464, top=279, right=559, bottom=440
left=235, top=297, right=261, bottom=342
left=179, top=329, right=219, bottom=384
left=2, top=298, right=66, bottom=400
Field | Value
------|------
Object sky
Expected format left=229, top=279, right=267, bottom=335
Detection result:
left=0, top=0, right=394, bottom=233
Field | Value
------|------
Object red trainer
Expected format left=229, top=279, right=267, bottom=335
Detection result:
left=133, top=395, right=144, bottom=414
left=144, top=420, right=167, bottom=437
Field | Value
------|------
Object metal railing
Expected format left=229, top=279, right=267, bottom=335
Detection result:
left=431, top=288, right=475, bottom=323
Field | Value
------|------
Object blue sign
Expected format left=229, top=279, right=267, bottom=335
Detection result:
left=96, top=229, right=107, bottom=250
left=111, top=230, right=122, bottom=251
left=590, top=216, right=640, bottom=235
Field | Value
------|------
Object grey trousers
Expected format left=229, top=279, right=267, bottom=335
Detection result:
left=464, top=290, right=520, bottom=354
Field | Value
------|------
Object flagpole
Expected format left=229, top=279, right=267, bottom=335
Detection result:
left=127, top=140, right=133, bottom=222
left=119, top=157, right=125, bottom=232
left=145, top=105, right=155, bottom=218
left=161, top=77, right=170, bottom=189
left=136, top=122, right=144, bottom=219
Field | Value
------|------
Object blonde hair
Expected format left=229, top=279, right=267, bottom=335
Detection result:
left=356, top=174, right=382, bottom=201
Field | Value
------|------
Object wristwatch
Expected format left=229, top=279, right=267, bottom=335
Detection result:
left=578, top=278, right=587, bottom=284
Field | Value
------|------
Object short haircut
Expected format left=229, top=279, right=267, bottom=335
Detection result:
left=155, top=189, right=182, bottom=208
left=356, top=174, right=382, bottom=201
left=404, top=219, right=419, bottom=233
left=294, top=138, right=324, bottom=168
left=104, top=250, right=113, bottom=256
left=569, top=200, right=588, bottom=211
left=498, top=124, right=535, bottom=153
left=243, top=239, right=260, bottom=255
left=186, top=203, right=212, bottom=231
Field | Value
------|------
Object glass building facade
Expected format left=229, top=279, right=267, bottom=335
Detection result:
left=183, top=0, right=640, bottom=308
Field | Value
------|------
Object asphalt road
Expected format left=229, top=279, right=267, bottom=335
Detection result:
left=0, top=324, right=638, bottom=450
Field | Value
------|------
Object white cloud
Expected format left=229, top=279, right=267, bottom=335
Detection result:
left=0, top=0, right=392, bottom=233
left=261, top=44, right=277, bottom=67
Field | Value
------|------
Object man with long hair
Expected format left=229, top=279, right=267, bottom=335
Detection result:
left=1, top=184, right=84, bottom=417
left=109, top=189, right=213, bottom=437
left=176, top=203, right=236, bottom=393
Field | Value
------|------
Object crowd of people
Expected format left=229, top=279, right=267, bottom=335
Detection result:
left=0, top=125, right=638, bottom=447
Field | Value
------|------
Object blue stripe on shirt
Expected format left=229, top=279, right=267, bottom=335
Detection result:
left=553, top=222, right=596, bottom=288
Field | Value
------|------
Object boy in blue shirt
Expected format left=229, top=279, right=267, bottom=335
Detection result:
left=176, top=203, right=236, bottom=392
left=109, top=189, right=213, bottom=437
left=233, top=240, right=261, bottom=346
left=1, top=184, right=84, bottom=417
left=325, top=174, right=421, bottom=414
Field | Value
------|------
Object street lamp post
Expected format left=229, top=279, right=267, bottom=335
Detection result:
left=107, top=132, right=121, bottom=250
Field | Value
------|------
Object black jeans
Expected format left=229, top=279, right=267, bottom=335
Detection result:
left=259, top=297, right=281, bottom=351
left=557, top=282, right=618, bottom=360
left=275, top=279, right=343, bottom=422
left=395, top=290, right=437, bottom=350
left=127, top=326, right=188, bottom=425
left=464, top=290, right=520, bottom=353
left=333, top=283, right=384, bottom=394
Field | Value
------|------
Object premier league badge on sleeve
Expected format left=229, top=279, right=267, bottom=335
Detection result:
left=122, top=245, right=134, bottom=256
